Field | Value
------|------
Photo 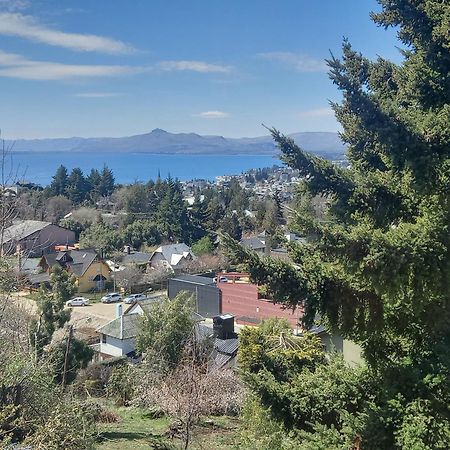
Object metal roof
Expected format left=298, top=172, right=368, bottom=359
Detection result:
left=170, top=274, right=216, bottom=286
left=121, top=251, right=152, bottom=265
left=96, top=314, right=142, bottom=340
left=3, top=220, right=51, bottom=243
left=240, top=237, right=266, bottom=250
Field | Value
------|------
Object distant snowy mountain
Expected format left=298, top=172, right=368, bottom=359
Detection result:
left=8, top=129, right=346, bottom=160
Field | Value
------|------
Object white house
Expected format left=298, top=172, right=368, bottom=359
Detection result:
left=148, top=243, right=195, bottom=272
left=96, top=314, right=140, bottom=359
left=95, top=297, right=161, bottom=359
left=96, top=296, right=205, bottom=360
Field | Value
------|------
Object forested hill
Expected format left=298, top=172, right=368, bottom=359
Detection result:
left=8, top=129, right=346, bottom=160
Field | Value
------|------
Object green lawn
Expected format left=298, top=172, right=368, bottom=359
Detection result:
left=96, top=405, right=171, bottom=449
left=96, top=402, right=240, bottom=450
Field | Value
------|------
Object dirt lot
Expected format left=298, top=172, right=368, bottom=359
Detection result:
left=16, top=291, right=125, bottom=331
left=69, top=301, right=124, bottom=330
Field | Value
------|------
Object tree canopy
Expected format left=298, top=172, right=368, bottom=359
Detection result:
left=225, top=1, right=450, bottom=447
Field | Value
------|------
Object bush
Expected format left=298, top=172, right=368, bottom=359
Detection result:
left=106, top=364, right=135, bottom=406
left=98, top=409, right=121, bottom=424
left=26, top=400, right=96, bottom=450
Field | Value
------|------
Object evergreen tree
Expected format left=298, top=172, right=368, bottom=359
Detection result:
left=221, top=213, right=242, bottom=241
left=156, top=180, right=189, bottom=242
left=188, top=193, right=209, bottom=242
left=205, top=196, right=225, bottom=231
left=86, top=168, right=102, bottom=200
left=225, top=1, right=450, bottom=447
left=121, top=219, right=161, bottom=249
left=30, top=266, right=75, bottom=356
left=65, top=168, right=88, bottom=204
left=273, top=189, right=285, bottom=225
left=99, top=165, right=115, bottom=197
left=49, top=165, right=68, bottom=197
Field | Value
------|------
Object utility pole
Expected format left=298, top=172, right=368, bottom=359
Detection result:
left=61, top=325, right=73, bottom=391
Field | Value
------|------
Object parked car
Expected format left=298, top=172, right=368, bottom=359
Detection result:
left=66, top=297, right=89, bottom=307
left=101, top=292, right=122, bottom=303
left=124, top=293, right=147, bottom=304
left=218, top=276, right=228, bottom=283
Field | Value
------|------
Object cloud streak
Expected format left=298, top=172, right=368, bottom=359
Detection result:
left=0, top=50, right=234, bottom=81
left=195, top=111, right=230, bottom=119
left=75, top=92, right=123, bottom=98
left=0, top=13, right=136, bottom=54
left=158, top=60, right=232, bottom=73
left=0, top=0, right=29, bottom=12
left=0, top=49, right=143, bottom=80
left=258, top=52, right=327, bottom=73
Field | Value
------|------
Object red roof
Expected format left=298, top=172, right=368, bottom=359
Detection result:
left=216, top=273, right=302, bottom=328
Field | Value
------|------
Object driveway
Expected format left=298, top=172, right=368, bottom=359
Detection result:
left=68, top=301, right=125, bottom=330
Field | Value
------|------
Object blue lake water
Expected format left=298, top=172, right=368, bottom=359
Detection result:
left=7, top=152, right=281, bottom=186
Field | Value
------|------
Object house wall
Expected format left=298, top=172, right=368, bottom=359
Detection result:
left=168, top=279, right=221, bottom=318
left=342, top=339, right=363, bottom=366
left=319, top=333, right=363, bottom=367
left=149, top=252, right=168, bottom=269
left=99, top=335, right=136, bottom=357
left=77, top=262, right=111, bottom=292
left=218, top=281, right=301, bottom=328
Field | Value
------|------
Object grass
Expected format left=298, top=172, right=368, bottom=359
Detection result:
left=96, top=401, right=240, bottom=450
left=97, top=405, right=171, bottom=449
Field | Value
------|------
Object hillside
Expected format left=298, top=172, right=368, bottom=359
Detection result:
left=8, top=129, right=346, bottom=160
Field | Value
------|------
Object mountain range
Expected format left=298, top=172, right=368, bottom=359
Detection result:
left=8, top=129, right=346, bottom=160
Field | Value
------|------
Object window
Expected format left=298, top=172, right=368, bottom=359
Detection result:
left=102, top=334, right=107, bottom=344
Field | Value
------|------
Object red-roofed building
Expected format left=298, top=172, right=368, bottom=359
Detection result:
left=216, top=272, right=302, bottom=329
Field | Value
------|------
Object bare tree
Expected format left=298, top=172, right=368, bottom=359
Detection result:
left=136, top=337, right=245, bottom=449
left=114, top=265, right=144, bottom=292
left=0, top=134, right=20, bottom=255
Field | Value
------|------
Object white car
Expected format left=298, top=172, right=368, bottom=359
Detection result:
left=123, top=293, right=147, bottom=304
left=101, top=292, right=122, bottom=303
left=66, top=297, right=89, bottom=307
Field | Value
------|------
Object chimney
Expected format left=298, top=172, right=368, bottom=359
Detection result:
left=116, top=303, right=123, bottom=318
left=213, top=314, right=235, bottom=340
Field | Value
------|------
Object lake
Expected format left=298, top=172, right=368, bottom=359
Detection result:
left=6, top=152, right=281, bottom=186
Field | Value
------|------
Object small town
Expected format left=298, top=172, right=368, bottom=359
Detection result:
left=0, top=1, right=448, bottom=449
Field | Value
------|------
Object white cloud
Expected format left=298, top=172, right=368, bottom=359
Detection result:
left=75, top=92, right=123, bottom=98
left=298, top=107, right=334, bottom=118
left=0, top=49, right=143, bottom=80
left=0, top=0, right=29, bottom=12
left=195, top=111, right=230, bottom=119
left=258, top=52, right=327, bottom=73
left=158, top=60, right=232, bottom=73
left=0, top=13, right=136, bottom=54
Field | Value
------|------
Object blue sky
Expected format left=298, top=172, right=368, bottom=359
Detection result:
left=0, top=0, right=401, bottom=139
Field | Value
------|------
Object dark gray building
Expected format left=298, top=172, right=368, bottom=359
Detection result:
left=168, top=274, right=221, bottom=318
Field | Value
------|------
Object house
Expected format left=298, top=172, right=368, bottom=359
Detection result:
left=215, top=271, right=362, bottom=366
left=148, top=243, right=195, bottom=272
left=120, top=247, right=152, bottom=268
left=38, top=248, right=111, bottom=292
left=240, top=236, right=266, bottom=254
left=1, top=220, right=75, bottom=257
left=96, top=304, right=140, bottom=359
left=96, top=296, right=238, bottom=366
left=168, top=274, right=221, bottom=318
left=196, top=314, right=239, bottom=369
